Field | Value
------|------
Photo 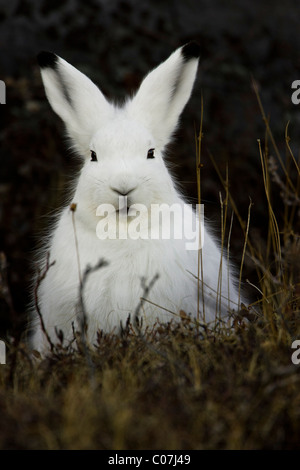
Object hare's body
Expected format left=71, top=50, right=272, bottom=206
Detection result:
left=30, top=42, right=242, bottom=352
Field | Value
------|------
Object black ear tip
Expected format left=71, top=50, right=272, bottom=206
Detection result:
left=37, top=51, right=58, bottom=69
left=182, top=41, right=201, bottom=61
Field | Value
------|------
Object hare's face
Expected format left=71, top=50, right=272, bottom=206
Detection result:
left=37, top=42, right=200, bottom=216
left=80, top=115, right=175, bottom=214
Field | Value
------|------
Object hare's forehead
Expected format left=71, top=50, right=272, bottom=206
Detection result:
left=91, top=119, right=154, bottom=151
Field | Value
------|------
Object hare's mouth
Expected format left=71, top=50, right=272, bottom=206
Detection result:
left=116, top=206, right=130, bottom=214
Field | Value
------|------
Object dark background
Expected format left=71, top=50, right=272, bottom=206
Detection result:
left=1, top=0, right=300, bottom=339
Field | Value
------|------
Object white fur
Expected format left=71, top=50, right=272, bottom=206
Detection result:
left=30, top=44, right=243, bottom=352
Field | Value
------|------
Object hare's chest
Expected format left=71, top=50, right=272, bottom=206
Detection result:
left=98, top=238, right=194, bottom=302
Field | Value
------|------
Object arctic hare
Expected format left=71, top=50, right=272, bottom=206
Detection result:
left=30, top=42, right=242, bottom=352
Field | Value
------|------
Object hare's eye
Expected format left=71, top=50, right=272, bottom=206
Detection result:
left=90, top=150, right=97, bottom=162
left=147, top=148, right=155, bottom=159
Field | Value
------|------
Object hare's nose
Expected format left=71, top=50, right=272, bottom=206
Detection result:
left=110, top=186, right=136, bottom=196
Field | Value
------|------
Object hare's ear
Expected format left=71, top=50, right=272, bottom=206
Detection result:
left=128, top=42, right=200, bottom=149
left=37, top=51, right=112, bottom=157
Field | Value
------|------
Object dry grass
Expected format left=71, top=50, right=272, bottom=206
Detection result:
left=1, top=313, right=300, bottom=450
left=0, top=91, right=299, bottom=450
